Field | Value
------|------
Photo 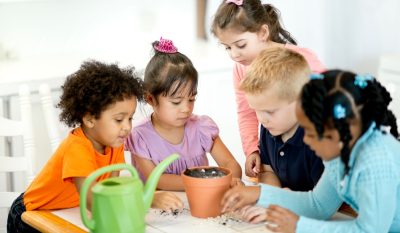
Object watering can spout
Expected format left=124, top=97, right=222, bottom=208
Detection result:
left=143, top=153, right=179, bottom=210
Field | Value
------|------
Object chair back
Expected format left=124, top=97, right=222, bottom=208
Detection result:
left=39, top=83, right=61, bottom=152
left=0, top=84, right=36, bottom=209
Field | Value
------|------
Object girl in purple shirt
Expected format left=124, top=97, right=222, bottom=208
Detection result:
left=125, top=38, right=242, bottom=192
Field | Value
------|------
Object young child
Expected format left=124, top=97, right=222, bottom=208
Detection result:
left=125, top=38, right=242, bottom=192
left=211, top=0, right=325, bottom=178
left=7, top=60, right=176, bottom=232
left=221, top=70, right=400, bottom=232
left=240, top=47, right=323, bottom=191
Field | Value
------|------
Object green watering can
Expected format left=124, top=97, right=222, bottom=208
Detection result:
left=80, top=153, right=179, bottom=233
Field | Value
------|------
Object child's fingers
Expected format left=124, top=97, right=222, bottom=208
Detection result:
left=221, top=189, right=238, bottom=212
left=252, top=166, right=259, bottom=175
left=242, top=206, right=266, bottom=223
left=161, top=200, right=180, bottom=212
left=163, top=193, right=184, bottom=210
left=153, top=192, right=184, bottom=211
left=245, top=163, right=255, bottom=177
left=249, top=213, right=267, bottom=224
left=268, top=204, right=291, bottom=216
left=222, top=195, right=241, bottom=213
left=238, top=204, right=251, bottom=215
left=241, top=206, right=266, bottom=223
left=265, top=221, right=280, bottom=232
left=265, top=205, right=290, bottom=230
left=172, top=196, right=184, bottom=210
left=250, top=157, right=259, bottom=174
left=254, top=156, right=261, bottom=173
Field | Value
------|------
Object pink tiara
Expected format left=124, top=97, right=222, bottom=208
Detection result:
left=154, top=37, right=178, bottom=54
left=226, top=0, right=243, bottom=6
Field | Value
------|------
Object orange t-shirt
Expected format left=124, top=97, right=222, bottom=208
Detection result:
left=24, top=127, right=125, bottom=210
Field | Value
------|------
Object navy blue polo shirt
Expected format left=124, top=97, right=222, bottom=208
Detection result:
left=259, top=125, right=324, bottom=191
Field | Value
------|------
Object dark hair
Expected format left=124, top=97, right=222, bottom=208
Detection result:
left=144, top=40, right=198, bottom=101
left=57, top=60, right=144, bottom=127
left=211, top=0, right=296, bottom=45
left=300, top=69, right=399, bottom=174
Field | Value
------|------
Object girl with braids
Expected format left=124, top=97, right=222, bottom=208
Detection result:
left=211, top=0, right=325, bottom=178
left=220, top=70, right=400, bottom=233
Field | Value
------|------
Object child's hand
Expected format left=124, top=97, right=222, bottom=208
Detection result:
left=152, top=191, right=183, bottom=212
left=239, top=205, right=267, bottom=224
left=245, top=152, right=261, bottom=177
left=231, top=177, right=244, bottom=187
left=221, top=185, right=260, bottom=213
left=265, top=205, right=299, bottom=233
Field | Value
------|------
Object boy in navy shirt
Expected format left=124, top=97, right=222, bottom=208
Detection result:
left=241, top=47, right=324, bottom=191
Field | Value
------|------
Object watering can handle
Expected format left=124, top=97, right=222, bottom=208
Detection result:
left=80, top=163, right=139, bottom=231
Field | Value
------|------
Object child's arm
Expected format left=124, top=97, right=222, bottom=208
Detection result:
left=210, top=136, right=242, bottom=182
left=232, top=64, right=260, bottom=159
left=73, top=177, right=94, bottom=210
left=134, top=155, right=184, bottom=191
left=258, top=164, right=282, bottom=187
left=72, top=171, right=124, bottom=211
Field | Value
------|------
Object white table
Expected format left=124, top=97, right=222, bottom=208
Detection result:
left=51, top=192, right=270, bottom=233
left=48, top=191, right=353, bottom=233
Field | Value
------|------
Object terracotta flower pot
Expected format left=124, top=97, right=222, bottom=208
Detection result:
left=181, top=166, right=232, bottom=218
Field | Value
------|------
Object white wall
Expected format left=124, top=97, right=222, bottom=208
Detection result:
left=1, top=0, right=399, bottom=71
left=206, top=0, right=400, bottom=75
left=2, top=0, right=400, bottom=67
left=0, top=0, right=197, bottom=68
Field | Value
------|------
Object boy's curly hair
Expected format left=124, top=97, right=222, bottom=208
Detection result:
left=57, top=60, right=144, bottom=128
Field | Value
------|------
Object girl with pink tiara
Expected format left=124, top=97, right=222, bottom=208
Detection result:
left=125, top=38, right=243, bottom=193
left=211, top=0, right=326, bottom=178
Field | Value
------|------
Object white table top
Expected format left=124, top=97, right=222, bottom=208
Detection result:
left=52, top=191, right=270, bottom=233
left=51, top=191, right=353, bottom=233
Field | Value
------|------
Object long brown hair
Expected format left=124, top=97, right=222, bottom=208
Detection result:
left=211, top=0, right=296, bottom=45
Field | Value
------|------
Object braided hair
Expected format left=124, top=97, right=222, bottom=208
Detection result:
left=300, top=70, right=399, bottom=175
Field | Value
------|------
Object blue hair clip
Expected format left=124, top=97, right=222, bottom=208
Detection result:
left=354, top=74, right=373, bottom=89
left=310, top=73, right=324, bottom=80
left=333, top=104, right=346, bottom=119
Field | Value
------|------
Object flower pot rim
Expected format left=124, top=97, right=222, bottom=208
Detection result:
left=181, top=166, right=232, bottom=179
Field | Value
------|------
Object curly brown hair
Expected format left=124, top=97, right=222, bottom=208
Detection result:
left=57, top=60, right=144, bottom=128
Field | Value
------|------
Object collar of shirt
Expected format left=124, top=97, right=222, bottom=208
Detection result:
left=268, top=126, right=305, bottom=147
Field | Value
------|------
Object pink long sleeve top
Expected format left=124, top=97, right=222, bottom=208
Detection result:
left=234, top=44, right=326, bottom=157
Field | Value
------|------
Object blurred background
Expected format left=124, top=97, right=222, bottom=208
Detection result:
left=1, top=0, right=400, bottom=227
left=1, top=0, right=400, bottom=72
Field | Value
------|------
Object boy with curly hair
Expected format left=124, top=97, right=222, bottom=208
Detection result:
left=7, top=60, right=144, bottom=232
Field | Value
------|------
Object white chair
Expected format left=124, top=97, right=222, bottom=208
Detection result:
left=0, top=84, right=36, bottom=210
left=39, top=83, right=61, bottom=152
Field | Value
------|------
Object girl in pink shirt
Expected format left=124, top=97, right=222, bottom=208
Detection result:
left=211, top=0, right=325, bottom=177
left=125, top=38, right=242, bottom=193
